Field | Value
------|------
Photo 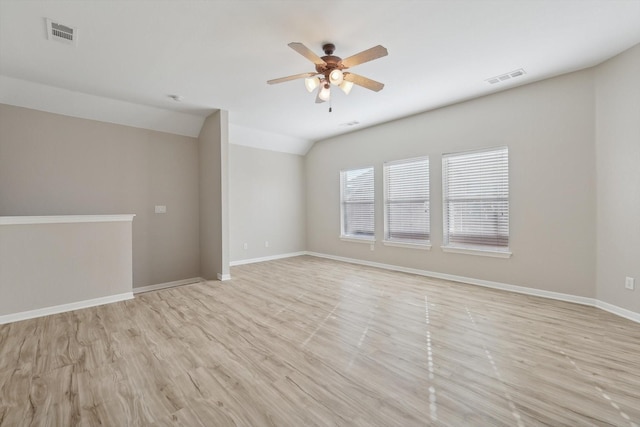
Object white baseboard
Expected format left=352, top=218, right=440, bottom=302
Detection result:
left=306, top=251, right=638, bottom=323
left=230, top=251, right=307, bottom=267
left=0, top=292, right=134, bottom=325
left=596, top=300, right=640, bottom=323
left=133, top=277, right=203, bottom=294
left=4, top=255, right=635, bottom=325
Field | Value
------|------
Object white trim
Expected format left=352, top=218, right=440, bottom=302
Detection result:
left=230, top=251, right=307, bottom=266
left=3, top=255, right=637, bottom=326
left=0, top=214, right=136, bottom=225
left=0, top=292, right=134, bottom=325
left=383, top=241, right=431, bottom=250
left=441, top=245, right=512, bottom=258
left=133, top=277, right=203, bottom=294
left=306, top=251, right=598, bottom=307
left=596, top=300, right=640, bottom=324
left=340, top=236, right=376, bottom=244
left=306, top=252, right=639, bottom=323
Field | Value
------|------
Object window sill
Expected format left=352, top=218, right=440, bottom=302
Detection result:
left=340, top=236, right=376, bottom=244
left=441, top=245, right=512, bottom=258
left=383, top=240, right=431, bottom=250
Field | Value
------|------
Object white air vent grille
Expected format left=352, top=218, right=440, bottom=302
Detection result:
left=46, top=18, right=77, bottom=46
left=486, top=69, right=526, bottom=85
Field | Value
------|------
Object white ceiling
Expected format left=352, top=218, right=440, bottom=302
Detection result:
left=1, top=0, right=640, bottom=154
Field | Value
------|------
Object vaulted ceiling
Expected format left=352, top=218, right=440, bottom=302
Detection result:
left=1, top=1, right=639, bottom=154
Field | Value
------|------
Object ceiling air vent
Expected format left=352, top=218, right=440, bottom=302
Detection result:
left=45, top=18, right=78, bottom=46
left=486, top=68, right=526, bottom=85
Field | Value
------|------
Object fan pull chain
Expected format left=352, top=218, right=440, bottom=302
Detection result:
left=329, top=97, right=332, bottom=113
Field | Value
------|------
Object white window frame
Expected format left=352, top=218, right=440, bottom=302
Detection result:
left=441, top=146, right=511, bottom=258
left=383, top=156, right=431, bottom=250
left=340, top=166, right=375, bottom=243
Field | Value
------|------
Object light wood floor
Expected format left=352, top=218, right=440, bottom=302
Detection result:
left=1, top=256, right=639, bottom=426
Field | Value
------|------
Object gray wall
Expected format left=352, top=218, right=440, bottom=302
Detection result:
left=306, top=70, right=597, bottom=298
left=595, top=44, right=640, bottom=314
left=198, top=110, right=230, bottom=280
left=0, top=104, right=200, bottom=288
left=229, top=144, right=306, bottom=262
left=0, top=219, right=133, bottom=317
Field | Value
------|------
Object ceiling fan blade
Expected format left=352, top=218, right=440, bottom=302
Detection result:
left=288, top=42, right=327, bottom=66
left=267, top=72, right=317, bottom=85
left=343, top=73, right=385, bottom=92
left=340, top=45, right=388, bottom=68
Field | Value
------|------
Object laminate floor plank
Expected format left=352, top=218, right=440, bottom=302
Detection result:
left=1, top=255, right=639, bottom=426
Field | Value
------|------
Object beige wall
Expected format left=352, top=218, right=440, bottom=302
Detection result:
left=595, top=44, right=640, bottom=313
left=0, top=104, right=200, bottom=288
left=0, top=218, right=133, bottom=318
left=229, top=144, right=306, bottom=262
left=306, top=70, right=597, bottom=297
left=198, top=110, right=230, bottom=279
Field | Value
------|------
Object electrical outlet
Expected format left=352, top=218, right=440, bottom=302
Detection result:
left=265, top=241, right=269, bottom=248
left=625, top=277, right=635, bottom=290
left=154, top=205, right=167, bottom=214
left=243, top=243, right=248, bottom=250
left=370, top=243, right=375, bottom=251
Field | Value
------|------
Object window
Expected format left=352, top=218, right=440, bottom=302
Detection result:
left=442, top=147, right=510, bottom=256
left=340, top=167, right=375, bottom=240
left=383, top=157, right=430, bottom=247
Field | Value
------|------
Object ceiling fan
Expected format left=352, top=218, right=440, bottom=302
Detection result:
left=267, top=42, right=388, bottom=104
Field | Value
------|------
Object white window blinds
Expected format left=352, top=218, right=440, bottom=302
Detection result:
left=442, top=147, right=509, bottom=250
left=384, top=157, right=430, bottom=244
left=340, top=167, right=375, bottom=239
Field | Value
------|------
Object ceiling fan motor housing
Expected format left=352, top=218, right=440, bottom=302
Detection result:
left=315, top=43, right=346, bottom=77
left=322, top=43, right=335, bottom=55
left=316, top=56, right=343, bottom=72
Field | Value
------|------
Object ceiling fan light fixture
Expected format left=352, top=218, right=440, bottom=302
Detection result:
left=329, top=69, right=344, bottom=85
left=305, top=76, right=320, bottom=92
left=319, top=83, right=331, bottom=101
left=339, top=80, right=354, bottom=95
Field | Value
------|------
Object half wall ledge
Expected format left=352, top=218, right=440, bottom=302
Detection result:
left=0, top=214, right=135, bottom=324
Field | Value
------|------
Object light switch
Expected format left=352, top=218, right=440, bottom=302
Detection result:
left=155, top=205, right=167, bottom=214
